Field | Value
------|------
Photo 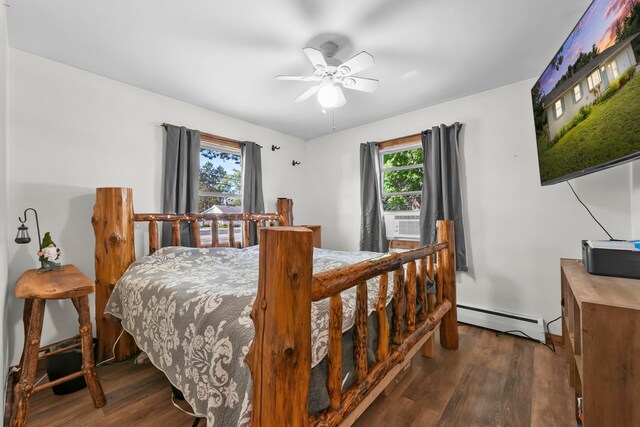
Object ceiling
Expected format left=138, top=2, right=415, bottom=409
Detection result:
left=7, top=0, right=591, bottom=140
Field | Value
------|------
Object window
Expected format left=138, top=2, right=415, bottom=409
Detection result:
left=199, top=142, right=242, bottom=212
left=587, top=69, right=601, bottom=91
left=380, top=144, right=423, bottom=211
left=573, top=84, right=582, bottom=103
left=611, top=60, right=620, bottom=79
left=554, top=99, right=564, bottom=119
left=199, top=141, right=242, bottom=245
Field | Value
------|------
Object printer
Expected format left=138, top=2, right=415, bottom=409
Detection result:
left=582, top=240, right=640, bottom=279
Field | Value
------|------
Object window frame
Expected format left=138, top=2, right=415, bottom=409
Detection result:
left=587, top=69, right=602, bottom=91
left=379, top=141, right=424, bottom=213
left=611, top=59, right=620, bottom=79
left=554, top=99, right=564, bottom=119
left=198, top=139, right=243, bottom=211
left=573, top=84, right=582, bottom=103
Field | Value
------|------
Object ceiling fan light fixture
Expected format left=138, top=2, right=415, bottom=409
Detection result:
left=317, top=84, right=341, bottom=109
left=279, top=43, right=378, bottom=110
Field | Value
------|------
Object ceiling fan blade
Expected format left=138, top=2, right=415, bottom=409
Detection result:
left=294, top=85, right=320, bottom=103
left=334, top=87, right=347, bottom=108
left=340, top=76, right=379, bottom=93
left=276, top=75, right=321, bottom=82
left=337, top=51, right=374, bottom=76
left=303, top=47, right=328, bottom=70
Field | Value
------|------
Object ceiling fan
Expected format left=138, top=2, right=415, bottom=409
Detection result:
left=276, top=41, right=379, bottom=110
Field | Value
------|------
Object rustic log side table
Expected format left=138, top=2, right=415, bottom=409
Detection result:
left=12, top=265, right=106, bottom=427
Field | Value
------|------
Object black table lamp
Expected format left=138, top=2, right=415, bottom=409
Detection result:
left=15, top=208, right=44, bottom=269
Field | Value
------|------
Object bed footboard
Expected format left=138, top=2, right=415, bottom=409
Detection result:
left=246, top=227, right=314, bottom=426
left=247, top=221, right=458, bottom=426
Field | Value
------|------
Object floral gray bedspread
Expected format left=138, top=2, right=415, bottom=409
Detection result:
left=105, top=245, right=387, bottom=426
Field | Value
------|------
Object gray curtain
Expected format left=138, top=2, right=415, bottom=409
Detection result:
left=241, top=141, right=264, bottom=246
left=360, top=142, right=388, bottom=253
left=420, top=122, right=466, bottom=271
left=162, top=125, right=201, bottom=247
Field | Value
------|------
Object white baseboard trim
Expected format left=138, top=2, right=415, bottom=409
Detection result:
left=458, top=304, right=546, bottom=343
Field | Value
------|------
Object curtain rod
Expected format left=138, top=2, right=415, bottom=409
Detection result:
left=378, top=122, right=463, bottom=145
left=162, top=123, right=241, bottom=145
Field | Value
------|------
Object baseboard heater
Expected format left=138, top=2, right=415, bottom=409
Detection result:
left=457, top=304, right=546, bottom=343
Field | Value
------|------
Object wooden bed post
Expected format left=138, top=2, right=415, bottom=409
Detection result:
left=246, top=227, right=313, bottom=427
left=277, top=198, right=294, bottom=226
left=92, top=187, right=138, bottom=361
left=437, top=220, right=459, bottom=350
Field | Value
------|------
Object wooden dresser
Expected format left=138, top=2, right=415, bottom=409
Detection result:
left=561, top=258, right=640, bottom=426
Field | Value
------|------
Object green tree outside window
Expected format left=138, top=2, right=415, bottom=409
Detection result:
left=381, top=147, right=423, bottom=211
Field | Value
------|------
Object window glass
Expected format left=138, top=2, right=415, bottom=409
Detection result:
left=573, top=85, right=582, bottom=102
left=555, top=99, right=564, bottom=118
left=382, top=148, right=423, bottom=167
left=611, top=60, right=619, bottom=78
left=591, top=69, right=602, bottom=87
left=382, top=194, right=422, bottom=212
left=380, top=146, right=423, bottom=211
left=199, top=144, right=242, bottom=212
left=199, top=143, right=242, bottom=246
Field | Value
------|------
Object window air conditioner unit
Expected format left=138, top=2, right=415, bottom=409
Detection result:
left=393, top=215, right=420, bottom=239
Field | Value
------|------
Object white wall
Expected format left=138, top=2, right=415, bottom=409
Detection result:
left=0, top=4, right=9, bottom=410
left=6, top=46, right=636, bottom=368
left=301, top=78, right=632, bottom=333
left=6, top=49, right=306, bottom=365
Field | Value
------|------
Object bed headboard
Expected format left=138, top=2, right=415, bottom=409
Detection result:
left=91, top=187, right=293, bottom=361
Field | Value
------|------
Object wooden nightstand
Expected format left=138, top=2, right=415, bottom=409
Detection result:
left=11, top=265, right=106, bottom=427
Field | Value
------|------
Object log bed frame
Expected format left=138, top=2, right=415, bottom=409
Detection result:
left=92, top=187, right=458, bottom=426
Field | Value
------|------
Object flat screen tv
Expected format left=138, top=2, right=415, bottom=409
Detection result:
left=531, top=0, right=640, bottom=185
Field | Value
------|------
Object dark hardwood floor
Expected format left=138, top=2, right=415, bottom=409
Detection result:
left=354, top=325, right=575, bottom=427
left=26, top=325, right=575, bottom=426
